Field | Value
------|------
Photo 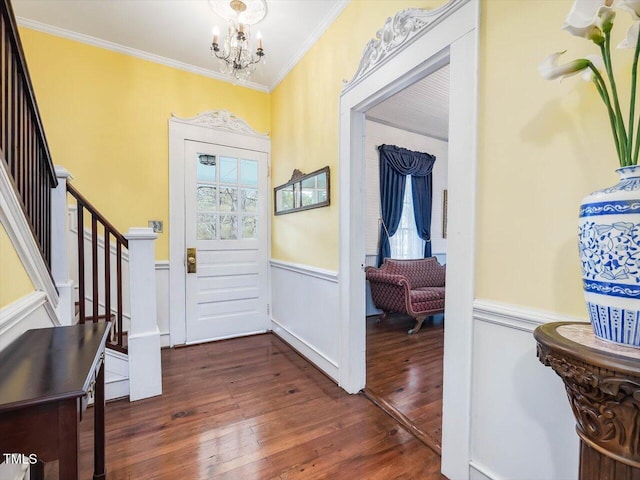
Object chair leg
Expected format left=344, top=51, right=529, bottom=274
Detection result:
left=377, top=311, right=388, bottom=324
left=408, top=315, right=427, bottom=334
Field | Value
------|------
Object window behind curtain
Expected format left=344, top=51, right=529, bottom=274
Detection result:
left=389, top=176, right=425, bottom=259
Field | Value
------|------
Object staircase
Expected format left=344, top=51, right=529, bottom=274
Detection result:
left=0, top=0, right=161, bottom=402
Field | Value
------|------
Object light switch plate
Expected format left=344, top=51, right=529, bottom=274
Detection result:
left=148, top=220, right=163, bottom=233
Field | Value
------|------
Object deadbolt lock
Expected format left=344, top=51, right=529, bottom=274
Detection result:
left=187, top=248, right=197, bottom=273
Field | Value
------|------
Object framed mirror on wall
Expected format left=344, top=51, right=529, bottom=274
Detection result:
left=274, top=166, right=330, bottom=215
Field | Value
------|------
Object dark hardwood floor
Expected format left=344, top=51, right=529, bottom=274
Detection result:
left=365, top=313, right=444, bottom=454
left=78, top=334, right=447, bottom=480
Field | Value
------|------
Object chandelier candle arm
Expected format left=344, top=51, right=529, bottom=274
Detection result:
left=209, top=0, right=267, bottom=82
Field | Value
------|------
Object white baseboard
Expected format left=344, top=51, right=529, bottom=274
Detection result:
left=469, top=461, right=501, bottom=480
left=160, top=332, right=171, bottom=348
left=105, top=374, right=130, bottom=401
left=271, top=318, right=339, bottom=381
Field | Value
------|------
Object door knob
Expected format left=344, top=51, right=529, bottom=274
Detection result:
left=187, top=248, right=197, bottom=273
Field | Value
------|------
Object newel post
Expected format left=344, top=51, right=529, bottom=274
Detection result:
left=125, top=227, right=162, bottom=401
left=50, top=166, right=74, bottom=325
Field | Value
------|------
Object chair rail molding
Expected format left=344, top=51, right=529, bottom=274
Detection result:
left=269, top=259, right=338, bottom=283
left=472, top=299, right=588, bottom=334
left=343, top=0, right=469, bottom=93
left=170, top=110, right=270, bottom=138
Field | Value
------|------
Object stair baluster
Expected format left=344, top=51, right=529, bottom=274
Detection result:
left=0, top=0, right=57, bottom=268
left=68, top=183, right=128, bottom=353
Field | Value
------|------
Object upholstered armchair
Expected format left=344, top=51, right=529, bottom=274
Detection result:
left=365, top=257, right=446, bottom=334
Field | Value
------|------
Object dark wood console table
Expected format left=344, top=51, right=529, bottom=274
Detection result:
left=535, top=322, right=640, bottom=480
left=0, top=323, right=110, bottom=480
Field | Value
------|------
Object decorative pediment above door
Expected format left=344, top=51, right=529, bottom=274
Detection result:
left=343, top=0, right=467, bottom=92
left=170, top=110, right=269, bottom=138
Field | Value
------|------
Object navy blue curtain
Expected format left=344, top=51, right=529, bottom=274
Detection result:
left=377, top=144, right=436, bottom=266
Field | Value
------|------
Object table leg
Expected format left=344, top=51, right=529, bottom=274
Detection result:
left=57, top=401, right=79, bottom=480
left=94, top=361, right=106, bottom=480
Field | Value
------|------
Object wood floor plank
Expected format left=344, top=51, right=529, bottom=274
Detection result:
left=366, top=313, right=444, bottom=452
left=77, top=334, right=446, bottom=479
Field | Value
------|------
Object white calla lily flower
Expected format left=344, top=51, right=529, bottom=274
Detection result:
left=539, top=51, right=593, bottom=81
left=615, top=0, right=640, bottom=20
left=543, top=0, right=640, bottom=167
left=563, top=0, right=615, bottom=41
left=619, top=22, right=640, bottom=48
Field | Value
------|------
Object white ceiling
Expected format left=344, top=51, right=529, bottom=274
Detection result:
left=11, top=0, right=350, bottom=92
left=366, top=63, right=450, bottom=141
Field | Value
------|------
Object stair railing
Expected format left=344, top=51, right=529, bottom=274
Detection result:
left=67, top=183, right=128, bottom=353
left=0, top=0, right=58, bottom=267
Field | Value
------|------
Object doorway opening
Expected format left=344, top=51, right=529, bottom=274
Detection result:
left=337, top=2, right=478, bottom=477
left=363, top=64, right=450, bottom=454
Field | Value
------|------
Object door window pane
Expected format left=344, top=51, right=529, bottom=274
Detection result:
left=197, top=185, right=217, bottom=211
left=242, top=216, right=257, bottom=239
left=197, top=155, right=216, bottom=182
left=241, top=159, right=258, bottom=186
left=220, top=215, right=238, bottom=240
left=241, top=188, right=258, bottom=212
left=220, top=157, right=238, bottom=184
left=219, top=187, right=238, bottom=212
left=195, top=153, right=260, bottom=241
left=197, top=213, right=217, bottom=240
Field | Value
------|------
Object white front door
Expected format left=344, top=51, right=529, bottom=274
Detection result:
left=184, top=140, right=269, bottom=343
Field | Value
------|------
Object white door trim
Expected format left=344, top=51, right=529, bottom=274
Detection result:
left=338, top=2, right=478, bottom=480
left=168, top=111, right=271, bottom=346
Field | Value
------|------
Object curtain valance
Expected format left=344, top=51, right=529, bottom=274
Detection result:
left=377, top=144, right=436, bottom=266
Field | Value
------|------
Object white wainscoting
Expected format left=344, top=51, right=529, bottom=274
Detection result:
left=270, top=260, right=339, bottom=381
left=470, top=300, right=584, bottom=480
left=0, top=292, right=58, bottom=351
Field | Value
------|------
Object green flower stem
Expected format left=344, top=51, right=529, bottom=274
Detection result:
left=602, top=34, right=629, bottom=164
left=591, top=60, right=623, bottom=164
left=632, top=31, right=640, bottom=166
left=592, top=63, right=623, bottom=163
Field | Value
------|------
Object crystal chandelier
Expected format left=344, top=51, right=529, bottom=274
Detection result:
left=209, top=0, right=266, bottom=82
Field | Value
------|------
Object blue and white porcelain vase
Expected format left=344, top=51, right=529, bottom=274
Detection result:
left=579, top=165, right=640, bottom=347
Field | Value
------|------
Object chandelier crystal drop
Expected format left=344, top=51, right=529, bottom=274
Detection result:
left=209, top=0, right=266, bottom=82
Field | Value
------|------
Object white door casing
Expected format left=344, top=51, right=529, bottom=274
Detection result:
left=184, top=140, right=269, bottom=343
left=338, top=2, right=478, bottom=480
left=169, top=111, right=271, bottom=346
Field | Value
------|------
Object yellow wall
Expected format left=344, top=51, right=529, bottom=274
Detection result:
left=15, top=0, right=626, bottom=318
left=476, top=0, right=632, bottom=316
left=0, top=222, right=34, bottom=308
left=19, top=28, right=271, bottom=260
left=272, top=0, right=627, bottom=317
left=271, top=0, right=447, bottom=270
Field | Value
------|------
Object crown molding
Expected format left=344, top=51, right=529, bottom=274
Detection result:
left=343, top=0, right=468, bottom=93
left=271, top=0, right=350, bottom=90
left=16, top=17, right=270, bottom=93
left=170, top=110, right=270, bottom=138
